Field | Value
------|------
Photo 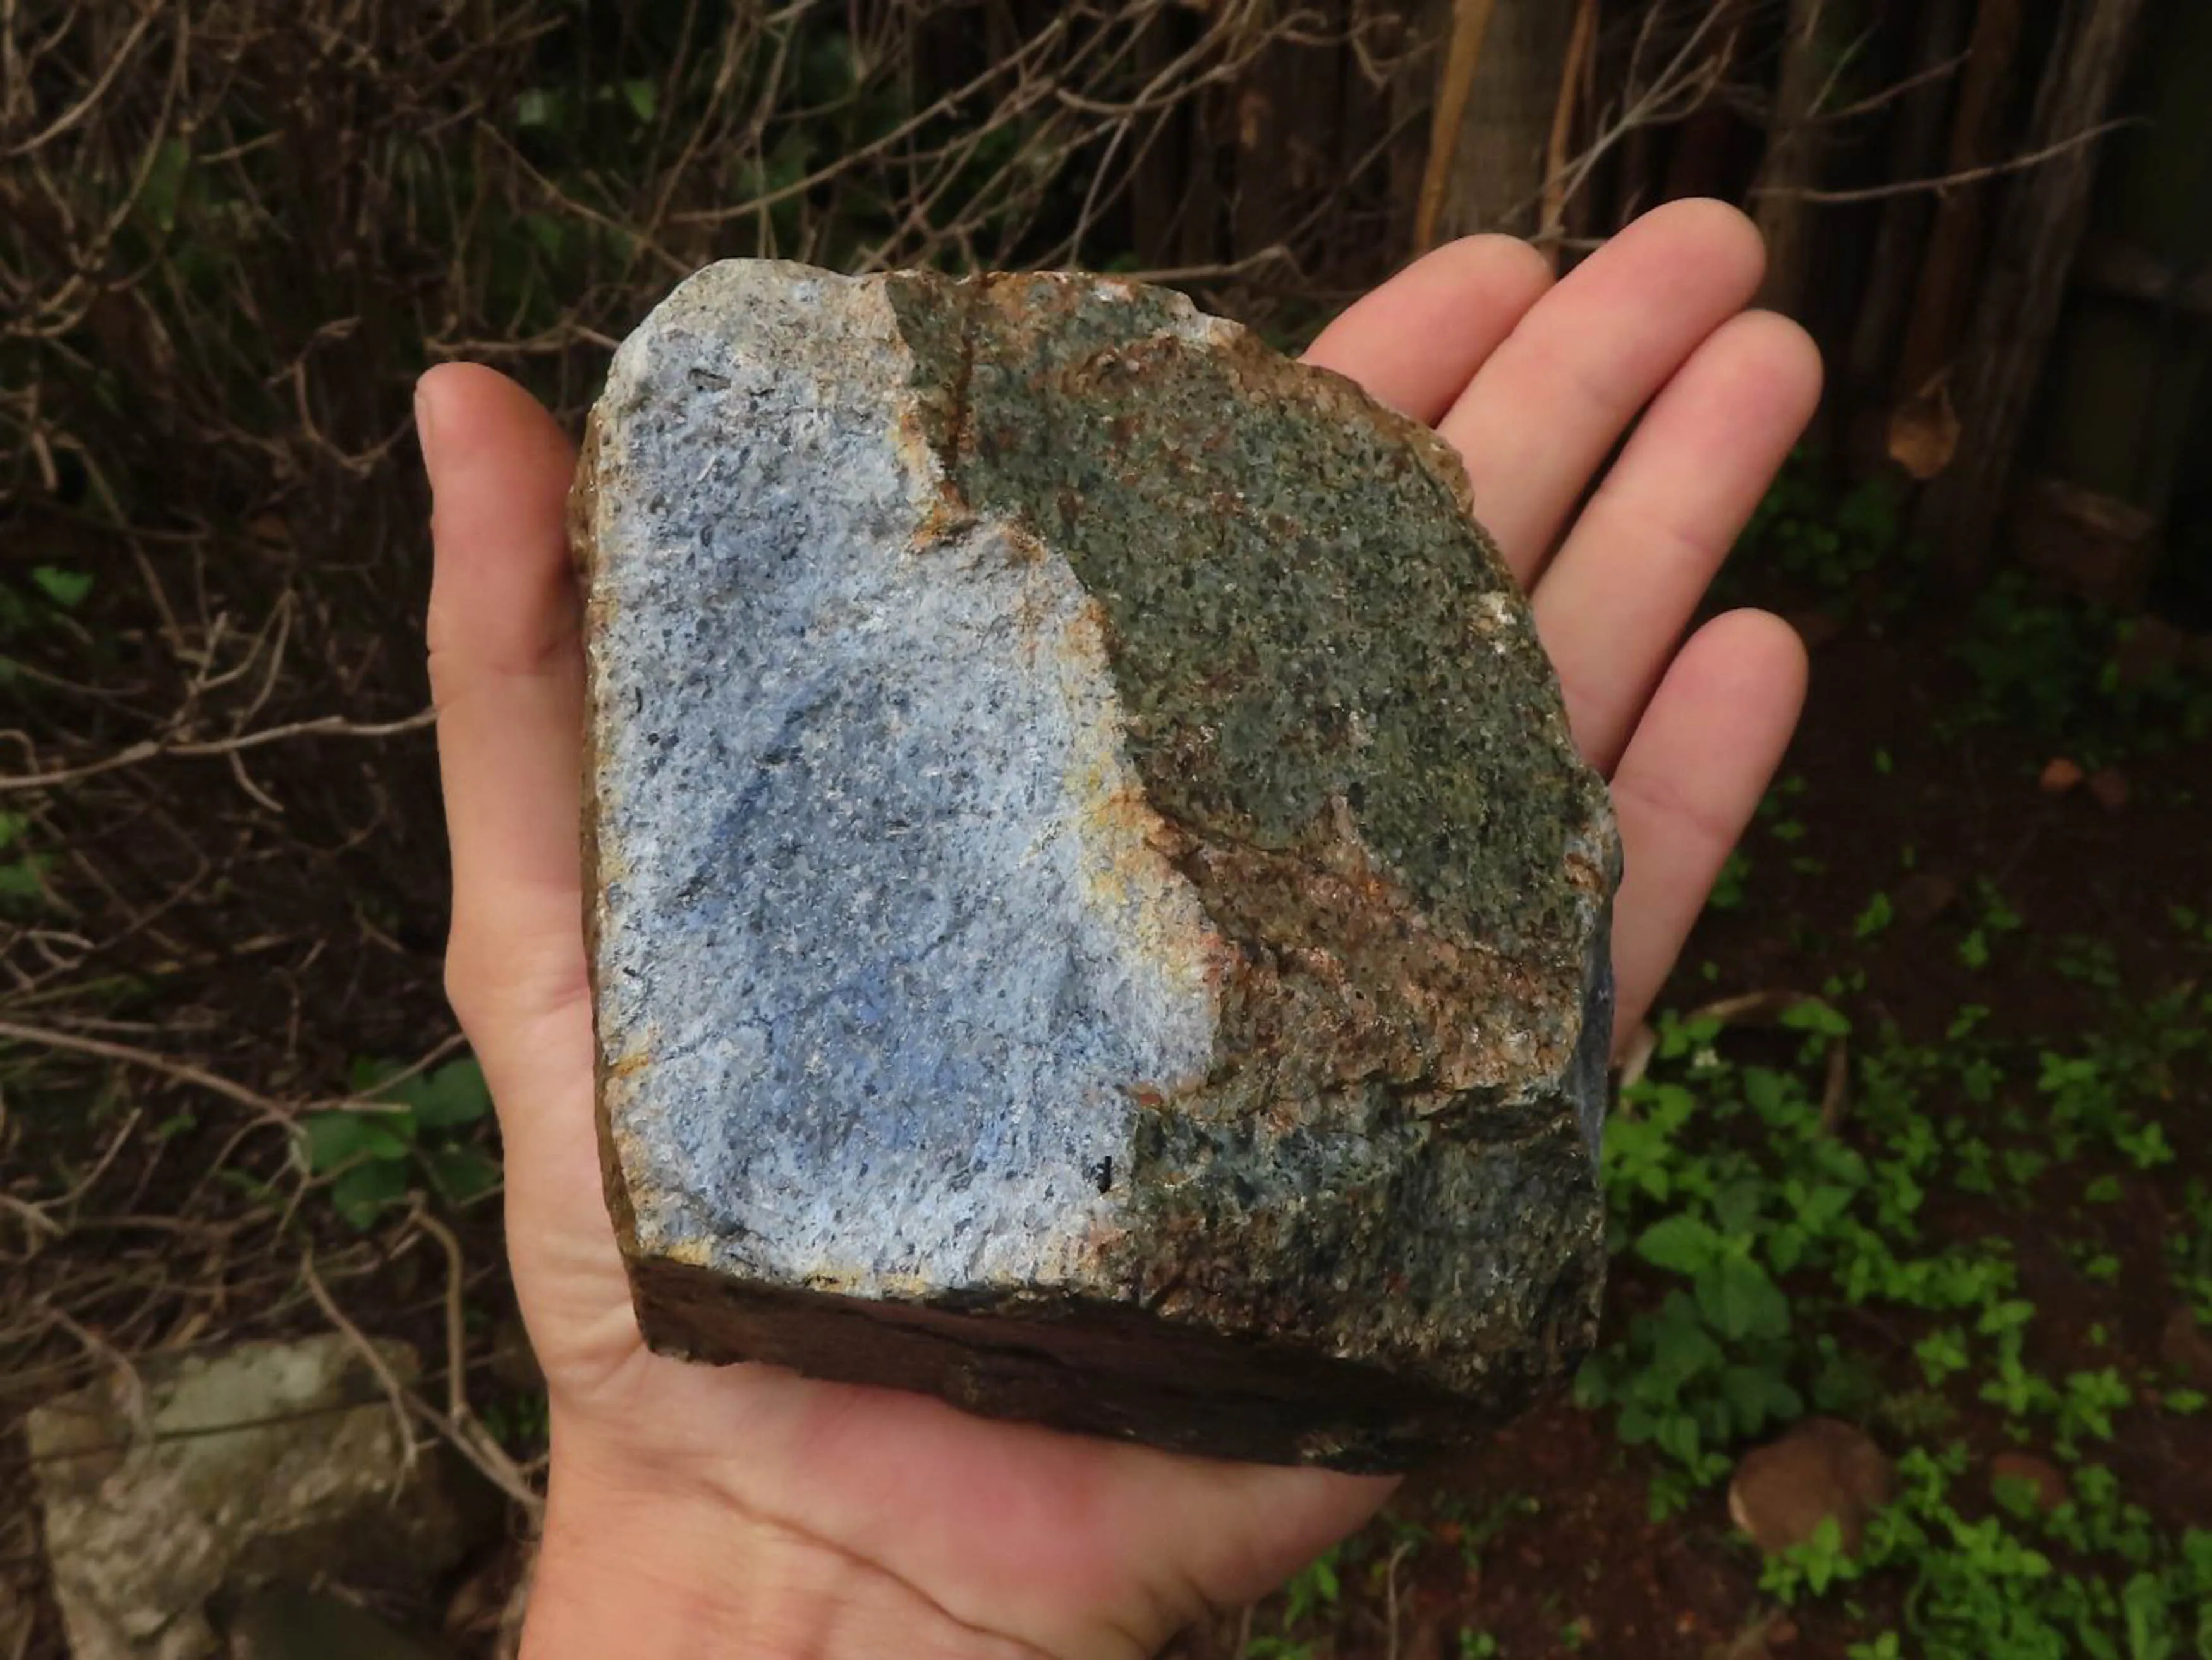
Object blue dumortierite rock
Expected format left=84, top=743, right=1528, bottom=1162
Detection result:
left=576, top=262, right=1620, bottom=1470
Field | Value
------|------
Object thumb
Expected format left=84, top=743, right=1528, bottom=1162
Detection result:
left=420, top=366, right=643, bottom=1384
left=420, top=362, right=587, bottom=1035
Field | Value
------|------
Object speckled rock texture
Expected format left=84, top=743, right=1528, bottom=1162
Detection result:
left=576, top=262, right=1620, bottom=1471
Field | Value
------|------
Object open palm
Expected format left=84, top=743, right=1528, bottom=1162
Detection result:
left=422, top=200, right=1820, bottom=1659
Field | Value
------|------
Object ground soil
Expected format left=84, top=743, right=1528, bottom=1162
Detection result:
left=1174, top=602, right=2212, bottom=1660
left=8, top=600, right=2208, bottom=1659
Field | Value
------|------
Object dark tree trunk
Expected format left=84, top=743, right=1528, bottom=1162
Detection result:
left=1753, top=0, right=1849, bottom=318
left=1887, top=0, right=2024, bottom=470
left=2029, top=0, right=2212, bottom=528
left=1844, top=0, right=1976, bottom=444
left=1914, top=0, right=2154, bottom=578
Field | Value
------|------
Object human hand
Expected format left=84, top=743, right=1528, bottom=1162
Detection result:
left=422, top=198, right=1818, bottom=1660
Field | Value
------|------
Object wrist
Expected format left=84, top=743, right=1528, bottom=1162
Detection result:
left=521, top=1424, right=1035, bottom=1660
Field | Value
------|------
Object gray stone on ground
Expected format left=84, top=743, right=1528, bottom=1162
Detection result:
left=28, top=1337, right=491, bottom=1659
left=578, top=261, right=1620, bottom=1470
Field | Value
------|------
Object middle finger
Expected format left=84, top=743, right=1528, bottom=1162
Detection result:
left=1438, top=198, right=1767, bottom=585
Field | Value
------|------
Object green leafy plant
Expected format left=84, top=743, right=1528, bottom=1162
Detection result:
left=1737, top=455, right=1914, bottom=608
left=1709, top=850, right=1753, bottom=912
left=1950, top=576, right=2212, bottom=757
left=1856, top=891, right=1896, bottom=939
left=300, top=1057, right=499, bottom=1228
left=0, top=811, right=54, bottom=908
left=1762, top=1515, right=1861, bottom=1603
left=1241, top=1549, right=1342, bottom=1659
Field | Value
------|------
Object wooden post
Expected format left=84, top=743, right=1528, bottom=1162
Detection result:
left=1416, top=0, right=1576, bottom=247
left=1232, top=7, right=1340, bottom=264
left=1843, top=0, right=1974, bottom=430
left=1892, top=0, right=2023, bottom=417
left=1914, top=0, right=2153, bottom=578
left=2030, top=0, right=2212, bottom=528
left=1753, top=0, right=1849, bottom=318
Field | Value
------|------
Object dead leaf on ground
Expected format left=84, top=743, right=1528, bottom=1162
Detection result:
left=2040, top=757, right=2085, bottom=794
left=1888, top=384, right=1960, bottom=481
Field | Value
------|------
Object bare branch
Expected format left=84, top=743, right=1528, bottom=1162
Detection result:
left=0, top=1018, right=295, bottom=1122
left=1749, top=118, right=2137, bottom=204
left=0, top=710, right=435, bottom=794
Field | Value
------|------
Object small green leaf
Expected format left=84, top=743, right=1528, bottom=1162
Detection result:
left=1797, top=1183, right=1854, bottom=1231
left=422, top=1145, right=501, bottom=1205
left=621, top=78, right=658, bottom=121
left=348, top=1056, right=402, bottom=1094
left=303, top=1112, right=369, bottom=1172
left=331, top=1158, right=411, bottom=1228
left=31, top=566, right=92, bottom=608
left=1637, top=1214, right=1720, bottom=1276
left=1698, top=1251, right=1791, bottom=1341
left=2122, top=1570, right=2174, bottom=1660
left=1720, top=1364, right=1802, bottom=1432
left=1713, top=1180, right=1766, bottom=1238
left=523, top=214, right=566, bottom=260
left=302, top=1110, right=410, bottom=1172
left=140, top=138, right=191, bottom=231
left=0, top=852, right=52, bottom=901
left=515, top=87, right=561, bottom=128
left=410, top=1059, right=492, bottom=1128
left=1854, top=892, right=1895, bottom=939
left=1782, top=999, right=1851, bottom=1037
left=1708, top=851, right=1751, bottom=911
left=1616, top=1401, right=1660, bottom=1443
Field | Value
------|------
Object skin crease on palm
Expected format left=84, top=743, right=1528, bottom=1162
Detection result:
left=420, top=199, right=1822, bottom=1660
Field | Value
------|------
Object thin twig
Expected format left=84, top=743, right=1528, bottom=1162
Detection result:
left=3, top=4, right=159, bottom=159
left=1383, top=1537, right=1414, bottom=1660
left=1686, top=989, right=1821, bottom=1025
left=0, top=709, right=435, bottom=793
left=412, top=1204, right=471, bottom=1425
left=301, top=1247, right=423, bottom=1485
left=1751, top=118, right=2136, bottom=204
left=1814, top=50, right=1969, bottom=126
left=1539, top=0, right=1600, bottom=260
left=0, top=1018, right=295, bottom=1121
left=1614, top=1022, right=1660, bottom=1096
left=1818, top=1035, right=1852, bottom=1135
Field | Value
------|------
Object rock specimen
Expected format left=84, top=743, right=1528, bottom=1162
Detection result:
left=27, top=1337, right=492, bottom=1659
left=577, top=262, right=1620, bottom=1470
